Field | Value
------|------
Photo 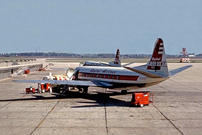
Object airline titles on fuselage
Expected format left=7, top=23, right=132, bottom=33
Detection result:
left=90, top=69, right=116, bottom=74
left=78, top=68, right=140, bottom=81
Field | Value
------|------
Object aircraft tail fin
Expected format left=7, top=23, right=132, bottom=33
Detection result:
left=146, top=38, right=169, bottom=77
left=109, top=49, right=121, bottom=67
left=125, top=38, right=169, bottom=78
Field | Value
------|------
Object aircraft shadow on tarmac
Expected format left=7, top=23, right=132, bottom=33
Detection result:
left=0, top=91, right=139, bottom=107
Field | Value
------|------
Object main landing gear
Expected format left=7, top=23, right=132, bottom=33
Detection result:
left=79, top=87, right=88, bottom=94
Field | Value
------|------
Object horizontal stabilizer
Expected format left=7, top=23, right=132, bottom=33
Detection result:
left=122, top=62, right=136, bottom=67
left=169, top=65, right=192, bottom=76
left=124, top=66, right=163, bottom=78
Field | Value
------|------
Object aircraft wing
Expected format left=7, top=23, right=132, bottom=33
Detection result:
left=169, top=65, right=192, bottom=77
left=13, top=79, right=112, bottom=88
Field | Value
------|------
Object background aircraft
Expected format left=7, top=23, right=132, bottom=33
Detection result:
left=80, top=49, right=121, bottom=67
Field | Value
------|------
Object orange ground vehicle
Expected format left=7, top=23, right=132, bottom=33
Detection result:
left=131, top=92, right=153, bottom=107
left=43, top=83, right=50, bottom=91
left=38, top=83, right=51, bottom=93
left=26, top=87, right=35, bottom=94
left=24, top=69, right=30, bottom=74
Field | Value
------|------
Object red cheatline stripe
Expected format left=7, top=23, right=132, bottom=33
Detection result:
left=79, top=72, right=139, bottom=81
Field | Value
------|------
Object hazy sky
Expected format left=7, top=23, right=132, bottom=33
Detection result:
left=0, top=0, right=201, bottom=54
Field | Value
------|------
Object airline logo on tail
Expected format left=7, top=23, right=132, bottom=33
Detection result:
left=147, top=38, right=167, bottom=71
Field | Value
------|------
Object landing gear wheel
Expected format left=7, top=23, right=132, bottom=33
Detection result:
left=78, top=88, right=82, bottom=93
left=83, top=87, right=88, bottom=94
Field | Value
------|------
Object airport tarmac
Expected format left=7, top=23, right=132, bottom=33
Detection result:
left=0, top=63, right=202, bottom=135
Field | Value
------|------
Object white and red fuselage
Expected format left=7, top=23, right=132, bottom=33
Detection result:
left=75, top=66, right=167, bottom=89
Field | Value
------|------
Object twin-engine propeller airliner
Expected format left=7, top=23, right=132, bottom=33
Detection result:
left=13, top=38, right=192, bottom=94
left=80, top=49, right=121, bottom=67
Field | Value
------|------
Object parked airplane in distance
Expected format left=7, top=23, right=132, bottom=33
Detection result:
left=14, top=38, right=192, bottom=94
left=80, top=49, right=121, bottom=67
